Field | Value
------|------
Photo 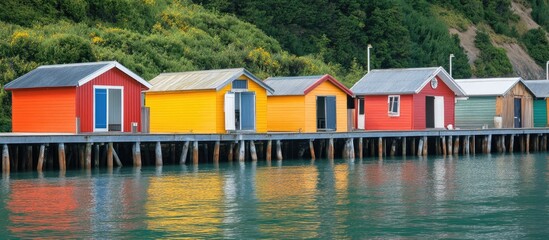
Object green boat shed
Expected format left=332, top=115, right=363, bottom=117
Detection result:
left=523, top=80, right=549, bottom=128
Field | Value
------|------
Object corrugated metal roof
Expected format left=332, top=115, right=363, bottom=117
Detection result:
left=350, top=67, right=465, bottom=96
left=148, top=68, right=273, bottom=93
left=523, top=80, right=549, bottom=98
left=264, top=75, right=324, bottom=95
left=455, top=77, right=521, bottom=96
left=4, top=61, right=151, bottom=90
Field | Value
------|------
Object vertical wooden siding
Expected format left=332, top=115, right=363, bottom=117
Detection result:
left=267, top=96, right=306, bottom=132
left=304, top=81, right=348, bottom=132
left=146, top=90, right=217, bottom=133
left=77, top=68, right=146, bottom=132
left=413, top=76, right=456, bottom=129
left=363, top=95, right=413, bottom=130
left=455, top=97, right=496, bottom=129
left=533, top=99, right=547, bottom=127
left=11, top=87, right=76, bottom=133
left=497, top=82, right=533, bottom=128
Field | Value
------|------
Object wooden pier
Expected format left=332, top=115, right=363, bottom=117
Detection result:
left=2, top=128, right=549, bottom=173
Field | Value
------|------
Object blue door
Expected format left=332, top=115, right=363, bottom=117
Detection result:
left=95, top=88, right=107, bottom=130
left=240, top=92, right=255, bottom=130
left=326, top=96, right=336, bottom=130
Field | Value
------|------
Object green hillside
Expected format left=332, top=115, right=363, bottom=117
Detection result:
left=1, top=0, right=549, bottom=132
left=0, top=0, right=338, bottom=131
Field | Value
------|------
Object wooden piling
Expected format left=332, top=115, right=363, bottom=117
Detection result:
left=310, top=140, right=316, bottom=160
left=472, top=135, right=476, bottom=154
left=238, top=140, right=246, bottom=161
left=417, top=138, right=424, bottom=157
left=2, top=144, right=9, bottom=173
left=276, top=140, right=283, bottom=160
left=93, top=144, right=99, bottom=167
left=37, top=144, right=45, bottom=172
left=266, top=140, right=272, bottom=161
left=349, top=138, right=355, bottom=160
left=526, top=134, right=530, bottom=153
left=112, top=146, right=122, bottom=167
left=133, top=142, right=142, bottom=167
left=85, top=143, right=92, bottom=169
left=402, top=137, right=407, bottom=157
left=412, top=138, right=416, bottom=156
left=358, top=138, right=363, bottom=159
left=390, top=139, right=396, bottom=157
left=193, top=141, right=199, bottom=164
left=453, top=136, right=459, bottom=155
left=509, top=134, right=514, bottom=153
left=543, top=135, right=547, bottom=151
left=228, top=142, right=235, bottom=162
left=422, top=136, right=428, bottom=156
left=107, top=142, right=113, bottom=168
left=180, top=141, right=189, bottom=164
left=213, top=141, right=220, bottom=163
left=442, top=136, right=447, bottom=156
left=250, top=141, right=258, bottom=161
left=58, top=143, right=66, bottom=171
left=378, top=137, right=383, bottom=158
left=447, top=136, right=453, bottom=155
left=155, top=142, right=163, bottom=166
left=501, top=135, right=506, bottom=153
left=464, top=136, right=470, bottom=155
left=487, top=135, right=492, bottom=153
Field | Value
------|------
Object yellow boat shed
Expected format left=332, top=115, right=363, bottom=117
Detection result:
left=264, top=74, right=353, bottom=132
left=145, top=68, right=274, bottom=133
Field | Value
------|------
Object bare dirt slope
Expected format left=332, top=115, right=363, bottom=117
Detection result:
left=451, top=2, right=544, bottom=79
left=502, top=1, right=544, bottom=79
left=450, top=26, right=479, bottom=65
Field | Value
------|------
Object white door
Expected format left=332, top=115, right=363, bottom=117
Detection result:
left=434, top=96, right=445, bottom=128
left=357, top=98, right=365, bottom=130
left=224, top=92, right=235, bottom=131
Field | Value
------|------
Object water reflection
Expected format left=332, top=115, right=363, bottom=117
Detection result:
left=0, top=155, right=548, bottom=239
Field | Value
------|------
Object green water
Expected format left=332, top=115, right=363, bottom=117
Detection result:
left=1, top=154, right=549, bottom=239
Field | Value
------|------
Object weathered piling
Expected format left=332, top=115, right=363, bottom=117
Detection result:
left=266, top=140, right=272, bottom=161
left=94, top=144, right=100, bottom=167
left=213, top=141, right=220, bottom=163
left=402, top=137, right=407, bottom=156
left=276, top=140, right=283, bottom=160
left=238, top=140, right=246, bottom=162
left=37, top=144, right=45, bottom=172
left=179, top=141, right=189, bottom=164
left=310, top=140, right=316, bottom=160
left=107, top=142, right=113, bottom=168
left=464, top=136, right=470, bottom=155
left=85, top=143, right=92, bottom=169
left=417, top=138, right=424, bottom=157
left=250, top=141, right=258, bottom=161
left=442, top=136, right=447, bottom=156
left=526, top=134, right=530, bottom=153
left=193, top=141, right=199, bottom=164
left=453, top=136, right=460, bottom=155
left=58, top=143, right=66, bottom=171
left=378, top=137, right=383, bottom=158
left=422, top=136, right=428, bottom=156
left=2, top=144, right=9, bottom=173
left=133, top=142, right=142, bottom=167
left=390, top=139, right=396, bottom=157
left=155, top=142, right=163, bottom=166
left=447, top=136, right=453, bottom=155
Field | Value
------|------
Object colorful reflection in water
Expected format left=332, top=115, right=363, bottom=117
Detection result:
left=0, top=154, right=549, bottom=239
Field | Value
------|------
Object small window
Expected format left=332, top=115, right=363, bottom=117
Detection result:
left=388, top=95, right=400, bottom=116
left=232, top=80, right=248, bottom=90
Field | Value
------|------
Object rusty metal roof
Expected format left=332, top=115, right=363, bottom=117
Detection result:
left=351, top=67, right=465, bottom=96
left=264, top=74, right=353, bottom=96
left=455, top=77, right=523, bottom=96
left=148, top=68, right=273, bottom=93
left=523, top=79, right=549, bottom=98
left=4, top=61, right=151, bottom=90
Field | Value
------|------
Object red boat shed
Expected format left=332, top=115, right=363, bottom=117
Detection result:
left=351, top=67, right=465, bottom=130
left=5, top=61, right=151, bottom=133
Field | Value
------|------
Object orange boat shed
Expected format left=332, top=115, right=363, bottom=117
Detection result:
left=264, top=74, right=353, bottom=132
left=4, top=61, right=151, bottom=133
